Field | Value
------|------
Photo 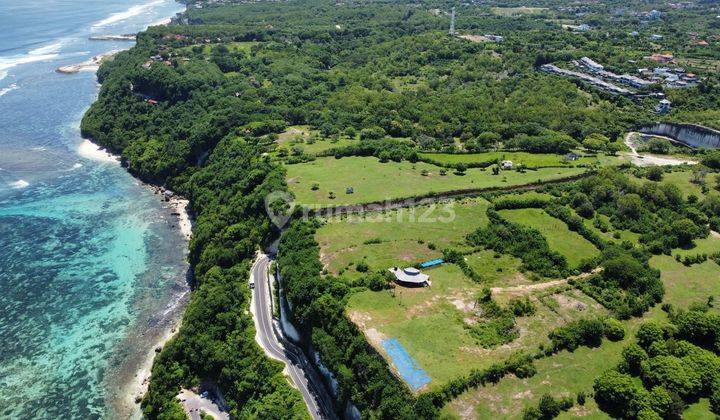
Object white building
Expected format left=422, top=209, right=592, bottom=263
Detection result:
left=656, top=99, right=671, bottom=113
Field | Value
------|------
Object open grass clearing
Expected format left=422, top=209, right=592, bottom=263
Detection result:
left=315, top=198, right=489, bottom=278
left=176, top=41, right=258, bottom=56
left=464, top=250, right=530, bottom=289
left=633, top=169, right=708, bottom=199
left=650, top=255, right=720, bottom=312
left=287, top=156, right=587, bottom=206
left=347, top=264, right=606, bottom=390
left=498, top=208, right=601, bottom=268
left=419, top=151, right=618, bottom=169
left=672, top=233, right=720, bottom=259
left=275, top=126, right=359, bottom=155
left=443, top=338, right=626, bottom=419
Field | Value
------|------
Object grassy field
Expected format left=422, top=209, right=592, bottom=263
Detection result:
left=287, top=156, right=587, bottom=206
left=177, top=41, right=257, bottom=56
left=650, top=255, right=720, bottom=312
left=582, top=212, right=642, bottom=245
left=443, top=339, right=625, bottom=419
left=316, top=198, right=489, bottom=278
left=347, top=264, right=606, bottom=390
left=419, top=151, right=619, bottom=169
left=442, top=246, right=720, bottom=419
left=275, top=126, right=359, bottom=155
left=464, top=250, right=530, bottom=288
left=498, top=208, right=601, bottom=268
left=673, top=233, right=720, bottom=259
left=633, top=169, right=708, bottom=199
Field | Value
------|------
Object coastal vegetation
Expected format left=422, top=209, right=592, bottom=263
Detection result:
left=80, top=0, right=720, bottom=418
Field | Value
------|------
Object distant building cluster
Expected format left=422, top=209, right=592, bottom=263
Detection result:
left=553, top=56, right=699, bottom=92
left=639, top=66, right=698, bottom=88
left=539, top=64, right=632, bottom=95
left=573, top=57, right=655, bottom=90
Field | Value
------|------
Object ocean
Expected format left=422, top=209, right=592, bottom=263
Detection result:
left=0, top=1, right=189, bottom=418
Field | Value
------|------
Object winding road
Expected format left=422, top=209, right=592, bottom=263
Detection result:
left=250, top=253, right=337, bottom=420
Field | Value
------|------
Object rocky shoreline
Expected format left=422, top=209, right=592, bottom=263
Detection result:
left=56, top=51, right=117, bottom=74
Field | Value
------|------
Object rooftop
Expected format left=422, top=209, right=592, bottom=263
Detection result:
left=389, top=267, right=430, bottom=286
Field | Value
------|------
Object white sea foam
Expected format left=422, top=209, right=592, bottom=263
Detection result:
left=77, top=139, right=120, bottom=163
left=29, top=42, right=63, bottom=56
left=9, top=179, right=29, bottom=189
left=0, top=49, right=60, bottom=79
left=149, top=17, right=172, bottom=26
left=0, top=83, right=18, bottom=97
left=92, top=0, right=166, bottom=29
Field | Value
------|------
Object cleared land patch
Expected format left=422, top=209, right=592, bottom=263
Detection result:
left=498, top=208, right=600, bottom=268
left=287, top=156, right=587, bottom=206
left=347, top=264, right=606, bottom=390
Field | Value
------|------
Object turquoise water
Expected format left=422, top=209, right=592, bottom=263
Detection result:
left=0, top=1, right=188, bottom=418
left=381, top=338, right=431, bottom=390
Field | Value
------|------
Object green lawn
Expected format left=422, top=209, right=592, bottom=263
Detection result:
left=683, top=399, right=715, bottom=420
left=419, top=151, right=619, bottom=169
left=650, top=255, right=720, bottom=311
left=442, top=251, right=720, bottom=419
left=287, top=156, right=587, bottom=206
left=464, top=250, right=530, bottom=288
left=498, top=208, right=601, bottom=268
left=316, top=198, right=489, bottom=278
left=672, top=233, right=720, bottom=259
left=177, top=41, right=258, bottom=56
left=275, top=126, right=359, bottom=155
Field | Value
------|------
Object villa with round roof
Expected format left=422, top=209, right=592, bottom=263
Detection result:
left=389, top=266, right=430, bottom=287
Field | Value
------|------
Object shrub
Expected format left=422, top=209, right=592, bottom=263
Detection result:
left=593, top=370, right=650, bottom=418
left=637, top=321, right=667, bottom=349
left=356, top=261, right=369, bottom=272
left=508, top=297, right=536, bottom=317
left=549, top=318, right=605, bottom=352
left=622, top=343, right=649, bottom=375
left=604, top=318, right=626, bottom=341
left=645, top=166, right=664, bottom=181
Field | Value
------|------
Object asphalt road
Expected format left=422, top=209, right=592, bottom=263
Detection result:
left=251, top=254, right=337, bottom=420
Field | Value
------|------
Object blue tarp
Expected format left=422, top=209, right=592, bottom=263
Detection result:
left=381, top=338, right=431, bottom=390
left=419, top=258, right=444, bottom=268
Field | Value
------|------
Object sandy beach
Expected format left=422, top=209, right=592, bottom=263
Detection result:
left=77, top=139, right=120, bottom=163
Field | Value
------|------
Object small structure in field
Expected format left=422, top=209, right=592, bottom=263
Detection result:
left=501, top=160, right=513, bottom=170
left=419, top=258, right=444, bottom=268
left=389, top=267, right=429, bottom=287
left=564, top=152, right=580, bottom=161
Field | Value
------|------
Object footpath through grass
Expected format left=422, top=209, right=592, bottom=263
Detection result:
left=287, top=156, right=587, bottom=206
